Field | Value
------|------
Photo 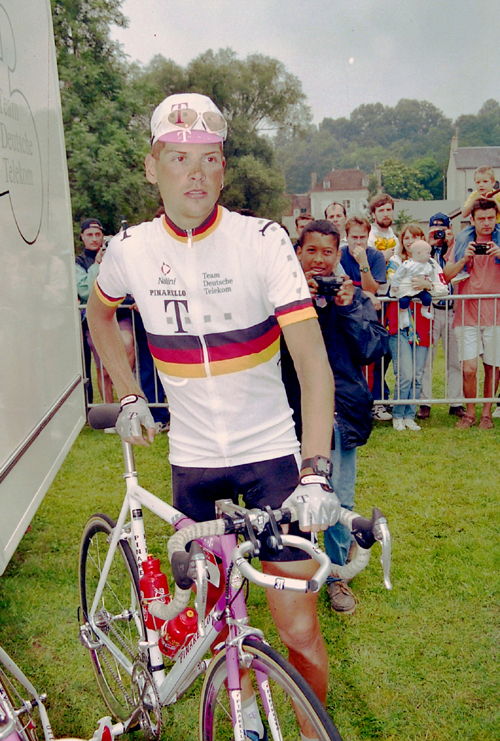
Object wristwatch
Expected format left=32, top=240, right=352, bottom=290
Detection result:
left=300, top=455, right=333, bottom=478
left=360, top=266, right=370, bottom=273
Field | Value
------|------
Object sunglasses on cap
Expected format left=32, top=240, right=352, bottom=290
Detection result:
left=167, top=108, right=226, bottom=133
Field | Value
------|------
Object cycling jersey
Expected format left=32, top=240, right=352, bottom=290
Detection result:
left=96, top=206, right=316, bottom=467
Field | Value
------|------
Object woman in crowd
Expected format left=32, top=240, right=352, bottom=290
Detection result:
left=385, top=224, right=447, bottom=431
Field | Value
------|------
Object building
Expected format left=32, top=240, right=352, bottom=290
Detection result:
left=447, top=135, right=500, bottom=203
left=309, top=169, right=369, bottom=220
left=282, top=168, right=369, bottom=233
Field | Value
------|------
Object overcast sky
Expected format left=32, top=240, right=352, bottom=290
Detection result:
left=111, top=0, right=498, bottom=126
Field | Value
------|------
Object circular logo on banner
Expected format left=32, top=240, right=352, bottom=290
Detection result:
left=0, top=5, right=43, bottom=244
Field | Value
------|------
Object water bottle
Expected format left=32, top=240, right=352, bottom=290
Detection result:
left=139, top=555, right=170, bottom=631
left=158, top=607, right=198, bottom=658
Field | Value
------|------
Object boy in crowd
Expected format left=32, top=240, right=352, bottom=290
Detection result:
left=462, top=166, right=500, bottom=220
left=281, top=220, right=389, bottom=614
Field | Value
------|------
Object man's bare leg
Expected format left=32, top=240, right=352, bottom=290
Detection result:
left=482, top=362, right=500, bottom=418
left=263, top=558, right=328, bottom=739
left=462, top=358, right=478, bottom=418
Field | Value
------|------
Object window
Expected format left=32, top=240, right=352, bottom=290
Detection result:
left=323, top=180, right=331, bottom=189
left=343, top=199, right=352, bottom=213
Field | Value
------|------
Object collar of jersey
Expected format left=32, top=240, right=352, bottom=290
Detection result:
left=162, top=205, right=222, bottom=243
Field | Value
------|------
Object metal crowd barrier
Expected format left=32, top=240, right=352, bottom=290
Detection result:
left=79, top=294, right=500, bottom=412
left=373, top=294, right=500, bottom=407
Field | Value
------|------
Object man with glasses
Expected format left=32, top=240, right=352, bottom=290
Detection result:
left=87, top=93, right=338, bottom=739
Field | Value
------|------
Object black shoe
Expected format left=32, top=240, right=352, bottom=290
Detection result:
left=449, top=406, right=466, bottom=417
left=417, top=405, right=430, bottom=420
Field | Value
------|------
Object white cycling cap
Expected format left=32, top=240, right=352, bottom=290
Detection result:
left=150, top=93, right=227, bottom=145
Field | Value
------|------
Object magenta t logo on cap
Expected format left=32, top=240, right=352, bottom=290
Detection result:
left=151, top=93, right=227, bottom=145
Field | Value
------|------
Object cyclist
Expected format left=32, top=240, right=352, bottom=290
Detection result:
left=87, top=93, right=339, bottom=740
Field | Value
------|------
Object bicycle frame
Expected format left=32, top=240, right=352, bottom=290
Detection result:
left=85, top=440, right=262, bottom=717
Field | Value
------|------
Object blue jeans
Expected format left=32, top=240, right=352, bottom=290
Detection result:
left=389, top=330, right=429, bottom=420
left=325, top=427, right=357, bottom=583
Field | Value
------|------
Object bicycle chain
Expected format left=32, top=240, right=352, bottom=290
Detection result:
left=132, top=661, right=162, bottom=741
left=98, top=646, right=135, bottom=707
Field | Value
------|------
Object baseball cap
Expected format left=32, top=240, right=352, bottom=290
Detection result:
left=81, top=217, right=103, bottom=233
left=150, top=93, right=227, bottom=146
left=429, top=212, right=450, bottom=228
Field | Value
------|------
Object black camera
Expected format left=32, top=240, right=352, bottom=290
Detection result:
left=433, top=229, right=446, bottom=241
left=473, top=243, right=489, bottom=255
left=314, top=275, right=344, bottom=298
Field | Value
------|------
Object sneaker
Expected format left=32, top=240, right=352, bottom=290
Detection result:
left=155, top=420, right=170, bottom=433
left=373, top=404, right=392, bottom=421
left=327, top=581, right=356, bottom=615
left=478, top=416, right=494, bottom=430
left=404, top=418, right=421, bottom=431
left=417, top=405, right=430, bottom=419
left=492, top=406, right=500, bottom=419
left=392, top=418, right=406, bottom=431
left=449, top=406, right=466, bottom=417
left=103, top=427, right=117, bottom=434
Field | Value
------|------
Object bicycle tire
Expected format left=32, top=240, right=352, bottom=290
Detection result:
left=199, top=637, right=343, bottom=741
left=79, top=513, right=147, bottom=722
left=0, top=666, right=38, bottom=741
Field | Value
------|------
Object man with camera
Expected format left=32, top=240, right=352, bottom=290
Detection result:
left=417, top=213, right=465, bottom=420
left=281, top=219, right=389, bottom=614
left=443, top=199, right=500, bottom=429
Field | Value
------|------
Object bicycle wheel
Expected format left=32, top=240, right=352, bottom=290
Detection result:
left=79, top=513, right=147, bottom=722
left=0, top=667, right=38, bottom=741
left=199, top=637, right=343, bottom=741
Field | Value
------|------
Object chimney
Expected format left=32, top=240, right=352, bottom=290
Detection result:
left=451, top=132, right=459, bottom=153
left=311, top=172, right=317, bottom=190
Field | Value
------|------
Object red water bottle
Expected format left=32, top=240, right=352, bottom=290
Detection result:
left=139, top=555, right=171, bottom=631
left=159, top=607, right=198, bottom=658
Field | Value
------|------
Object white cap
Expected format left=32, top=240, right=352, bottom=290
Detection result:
left=150, top=93, right=227, bottom=145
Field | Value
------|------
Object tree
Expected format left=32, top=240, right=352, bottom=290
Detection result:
left=221, top=155, right=288, bottom=220
left=455, top=99, right=500, bottom=146
left=380, top=159, right=432, bottom=201
left=52, top=0, right=158, bottom=235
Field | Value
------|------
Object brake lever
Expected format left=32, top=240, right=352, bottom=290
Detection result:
left=373, top=514, right=392, bottom=590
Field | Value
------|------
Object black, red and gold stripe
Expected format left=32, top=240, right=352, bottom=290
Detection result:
left=95, top=281, right=125, bottom=308
left=275, top=298, right=316, bottom=327
left=162, top=205, right=223, bottom=243
left=148, top=316, right=282, bottom=378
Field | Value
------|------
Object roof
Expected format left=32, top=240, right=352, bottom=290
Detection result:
left=283, top=193, right=311, bottom=217
left=453, top=147, right=500, bottom=169
left=311, top=169, right=368, bottom=192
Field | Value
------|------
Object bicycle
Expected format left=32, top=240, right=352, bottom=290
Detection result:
left=0, top=642, right=122, bottom=741
left=78, top=405, right=392, bottom=741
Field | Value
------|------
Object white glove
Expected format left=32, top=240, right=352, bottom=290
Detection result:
left=116, top=395, right=155, bottom=442
left=282, top=475, right=341, bottom=532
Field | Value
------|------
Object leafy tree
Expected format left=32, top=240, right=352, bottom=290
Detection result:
left=393, top=209, right=415, bottom=232
left=221, top=155, right=288, bottom=220
left=380, top=158, right=432, bottom=201
left=52, top=0, right=158, bottom=236
left=455, top=99, right=500, bottom=146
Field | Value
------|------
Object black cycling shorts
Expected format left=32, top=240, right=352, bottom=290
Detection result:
left=171, top=454, right=309, bottom=562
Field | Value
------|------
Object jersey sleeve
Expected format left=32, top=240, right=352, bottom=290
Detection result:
left=262, top=227, right=316, bottom=328
left=94, top=236, right=128, bottom=307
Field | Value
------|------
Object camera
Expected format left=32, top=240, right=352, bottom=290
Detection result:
left=433, top=229, right=446, bottom=241
left=473, top=243, right=489, bottom=255
left=313, top=275, right=344, bottom=298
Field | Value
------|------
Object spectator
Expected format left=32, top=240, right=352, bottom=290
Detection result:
left=418, top=213, right=465, bottom=420
left=294, top=213, right=314, bottom=248
left=386, top=225, right=447, bottom=430
left=368, top=193, right=400, bottom=265
left=341, top=216, right=391, bottom=421
left=281, top=220, right=389, bottom=614
left=75, top=217, right=135, bottom=403
left=443, top=198, right=500, bottom=429
left=324, top=202, right=347, bottom=246
left=390, top=239, right=446, bottom=320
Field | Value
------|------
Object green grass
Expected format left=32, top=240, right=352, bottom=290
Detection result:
left=0, top=408, right=499, bottom=741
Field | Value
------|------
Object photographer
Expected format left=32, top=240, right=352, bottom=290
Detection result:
left=417, top=213, right=465, bottom=420
left=443, top=199, right=500, bottom=429
left=281, top=220, right=389, bottom=614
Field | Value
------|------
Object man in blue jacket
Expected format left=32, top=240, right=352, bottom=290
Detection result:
left=281, top=220, right=389, bottom=614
